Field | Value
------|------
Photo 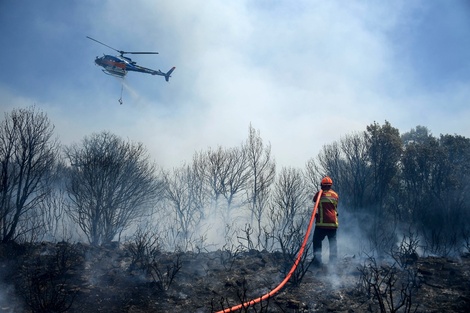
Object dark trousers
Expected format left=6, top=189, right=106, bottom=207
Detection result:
left=313, top=227, right=337, bottom=263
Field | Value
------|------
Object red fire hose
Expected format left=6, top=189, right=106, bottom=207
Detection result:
left=215, top=190, right=323, bottom=313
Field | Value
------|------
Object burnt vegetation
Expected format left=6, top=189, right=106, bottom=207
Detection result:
left=1, top=107, right=470, bottom=312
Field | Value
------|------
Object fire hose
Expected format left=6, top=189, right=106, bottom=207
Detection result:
left=215, top=190, right=323, bottom=313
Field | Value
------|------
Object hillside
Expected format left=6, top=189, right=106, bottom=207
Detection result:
left=1, top=242, right=469, bottom=312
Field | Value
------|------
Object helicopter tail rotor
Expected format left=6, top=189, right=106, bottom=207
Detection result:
left=165, top=67, right=176, bottom=82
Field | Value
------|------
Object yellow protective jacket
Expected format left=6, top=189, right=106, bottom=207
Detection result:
left=313, top=189, right=339, bottom=229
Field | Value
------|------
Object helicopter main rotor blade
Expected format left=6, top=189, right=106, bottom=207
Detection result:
left=123, top=51, right=159, bottom=55
left=87, top=36, right=159, bottom=55
left=86, top=36, right=121, bottom=53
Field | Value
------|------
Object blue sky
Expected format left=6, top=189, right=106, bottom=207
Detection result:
left=1, top=0, right=469, bottom=169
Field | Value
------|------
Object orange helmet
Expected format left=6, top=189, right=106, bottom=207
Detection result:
left=321, top=176, right=333, bottom=186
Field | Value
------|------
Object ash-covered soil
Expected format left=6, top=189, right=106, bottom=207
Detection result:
left=1, top=242, right=469, bottom=312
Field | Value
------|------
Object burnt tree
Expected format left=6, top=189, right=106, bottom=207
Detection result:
left=65, top=131, right=163, bottom=245
left=0, top=107, right=59, bottom=243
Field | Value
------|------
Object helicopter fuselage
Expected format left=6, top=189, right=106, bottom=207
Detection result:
left=94, top=55, right=145, bottom=77
left=94, top=54, right=175, bottom=81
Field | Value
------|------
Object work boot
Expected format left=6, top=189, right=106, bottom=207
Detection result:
left=312, top=257, right=322, bottom=268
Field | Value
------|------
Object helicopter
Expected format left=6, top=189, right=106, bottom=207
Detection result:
left=87, top=36, right=175, bottom=82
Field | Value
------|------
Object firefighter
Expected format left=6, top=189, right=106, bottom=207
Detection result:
left=312, top=176, right=339, bottom=266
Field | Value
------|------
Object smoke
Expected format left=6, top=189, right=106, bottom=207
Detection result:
left=337, top=209, right=371, bottom=259
left=0, top=283, right=23, bottom=312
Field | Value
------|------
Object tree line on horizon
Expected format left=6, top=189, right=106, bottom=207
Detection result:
left=1, top=106, right=469, bottom=258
